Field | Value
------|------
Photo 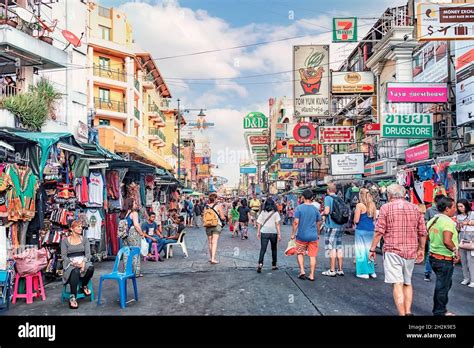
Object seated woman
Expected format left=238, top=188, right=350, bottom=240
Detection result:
left=61, top=220, right=94, bottom=309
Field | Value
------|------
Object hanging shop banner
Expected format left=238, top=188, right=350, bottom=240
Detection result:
left=382, top=113, right=433, bottom=139
left=277, top=171, right=300, bottom=180
left=363, top=123, right=380, bottom=135
left=275, top=123, right=288, bottom=139
left=276, top=140, right=289, bottom=154
left=386, top=82, right=448, bottom=103
left=331, top=71, right=374, bottom=94
left=293, top=45, right=330, bottom=118
left=240, top=167, right=257, bottom=174
left=405, top=142, right=432, bottom=163
left=332, top=17, right=358, bottom=42
left=288, top=140, right=323, bottom=158
left=243, top=112, right=268, bottom=129
left=249, top=135, right=268, bottom=145
left=318, top=126, right=355, bottom=144
left=330, top=153, right=364, bottom=176
left=455, top=40, right=474, bottom=126
left=293, top=122, right=316, bottom=143
left=416, top=3, right=474, bottom=41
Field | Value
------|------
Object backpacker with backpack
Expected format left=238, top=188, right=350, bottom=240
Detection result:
left=203, top=204, right=220, bottom=228
left=329, top=195, right=350, bottom=225
left=118, top=213, right=131, bottom=239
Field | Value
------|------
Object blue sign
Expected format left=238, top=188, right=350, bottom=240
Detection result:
left=280, top=163, right=294, bottom=170
left=240, top=167, right=257, bottom=174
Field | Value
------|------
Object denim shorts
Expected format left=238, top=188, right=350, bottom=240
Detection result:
left=324, top=227, right=344, bottom=250
left=205, top=225, right=222, bottom=236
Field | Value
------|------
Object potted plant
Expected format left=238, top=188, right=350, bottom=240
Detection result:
left=38, top=34, right=53, bottom=45
left=0, top=13, right=18, bottom=28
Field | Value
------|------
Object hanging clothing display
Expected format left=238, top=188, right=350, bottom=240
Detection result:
left=106, top=170, right=120, bottom=200
left=86, top=209, right=102, bottom=241
left=5, top=164, right=39, bottom=222
left=105, top=213, right=119, bottom=256
left=0, top=164, right=10, bottom=217
left=88, top=171, right=104, bottom=206
left=146, top=188, right=154, bottom=207
left=423, top=180, right=436, bottom=204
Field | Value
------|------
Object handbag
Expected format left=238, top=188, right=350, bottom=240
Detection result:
left=13, top=247, right=49, bottom=276
left=459, top=213, right=474, bottom=251
left=284, top=239, right=297, bottom=256
left=140, top=238, right=149, bottom=256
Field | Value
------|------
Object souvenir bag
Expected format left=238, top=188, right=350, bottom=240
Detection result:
left=285, top=239, right=297, bottom=256
left=13, top=247, right=49, bottom=276
left=140, top=238, right=149, bottom=256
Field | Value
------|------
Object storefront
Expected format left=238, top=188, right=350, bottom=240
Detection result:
left=448, top=160, right=474, bottom=204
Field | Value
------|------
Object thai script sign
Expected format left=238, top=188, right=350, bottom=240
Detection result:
left=382, top=113, right=433, bottom=139
left=318, top=126, right=356, bottom=144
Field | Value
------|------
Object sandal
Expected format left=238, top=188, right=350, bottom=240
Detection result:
left=69, top=296, right=78, bottom=309
left=82, top=285, right=91, bottom=296
left=210, top=260, right=219, bottom=264
left=298, top=273, right=306, bottom=280
left=272, top=266, right=279, bottom=270
left=305, top=276, right=315, bottom=281
left=257, top=264, right=263, bottom=273
left=136, top=274, right=144, bottom=278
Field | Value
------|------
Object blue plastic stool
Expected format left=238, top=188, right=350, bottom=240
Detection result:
left=97, top=246, right=139, bottom=309
left=61, top=279, right=94, bottom=303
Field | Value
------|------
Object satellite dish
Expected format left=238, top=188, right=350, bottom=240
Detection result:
left=62, top=30, right=82, bottom=48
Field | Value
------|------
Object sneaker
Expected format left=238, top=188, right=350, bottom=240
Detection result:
left=369, top=273, right=377, bottom=279
left=356, top=274, right=369, bottom=279
left=468, top=283, right=474, bottom=288
left=322, top=270, right=336, bottom=277
left=424, top=273, right=431, bottom=282
left=461, top=279, right=470, bottom=285
left=336, top=270, right=345, bottom=276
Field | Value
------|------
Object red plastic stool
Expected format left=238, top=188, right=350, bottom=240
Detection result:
left=12, top=271, right=46, bottom=304
left=143, top=242, right=160, bottom=262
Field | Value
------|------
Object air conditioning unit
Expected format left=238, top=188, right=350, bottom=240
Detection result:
left=465, top=130, right=474, bottom=146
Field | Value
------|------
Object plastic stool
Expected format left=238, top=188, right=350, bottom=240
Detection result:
left=12, top=271, right=46, bottom=304
left=143, top=242, right=160, bottom=262
left=61, top=279, right=94, bottom=303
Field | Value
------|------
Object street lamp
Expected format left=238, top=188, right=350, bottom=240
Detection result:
left=176, top=98, right=206, bottom=185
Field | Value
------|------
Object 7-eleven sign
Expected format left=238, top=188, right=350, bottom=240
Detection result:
left=333, top=17, right=357, bottom=42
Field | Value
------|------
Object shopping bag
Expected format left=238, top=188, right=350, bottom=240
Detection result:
left=229, top=222, right=234, bottom=232
left=13, top=247, right=49, bottom=276
left=284, top=239, right=297, bottom=256
left=140, top=238, right=149, bottom=256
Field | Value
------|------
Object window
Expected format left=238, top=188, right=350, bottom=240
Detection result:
left=99, top=119, right=110, bottom=126
left=99, top=25, right=111, bottom=41
left=98, top=57, right=110, bottom=70
left=98, top=6, right=111, bottom=18
left=99, top=88, right=110, bottom=102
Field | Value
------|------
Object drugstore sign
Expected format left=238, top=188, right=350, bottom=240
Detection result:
left=382, top=113, right=433, bottom=139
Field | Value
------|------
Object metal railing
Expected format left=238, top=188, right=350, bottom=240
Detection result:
left=148, top=103, right=166, bottom=123
left=0, top=85, right=20, bottom=98
left=149, top=127, right=166, bottom=142
left=94, top=97, right=127, bottom=113
left=134, top=107, right=140, bottom=120
left=160, top=99, right=170, bottom=109
left=93, top=65, right=126, bottom=82
left=134, top=78, right=140, bottom=91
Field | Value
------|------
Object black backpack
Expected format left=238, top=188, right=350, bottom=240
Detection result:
left=330, top=196, right=350, bottom=225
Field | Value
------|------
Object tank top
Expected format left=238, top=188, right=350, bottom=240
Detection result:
left=357, top=213, right=374, bottom=231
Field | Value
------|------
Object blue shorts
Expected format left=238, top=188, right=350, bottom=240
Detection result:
left=324, top=227, right=344, bottom=250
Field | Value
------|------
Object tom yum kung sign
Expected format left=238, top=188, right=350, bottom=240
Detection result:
left=386, top=83, right=448, bottom=103
left=382, top=113, right=433, bottom=139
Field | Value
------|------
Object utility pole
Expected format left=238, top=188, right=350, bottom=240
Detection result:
left=177, top=98, right=181, bottom=184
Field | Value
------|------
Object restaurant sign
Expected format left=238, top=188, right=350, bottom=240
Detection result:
left=382, top=113, right=433, bottom=139
left=288, top=141, right=323, bottom=158
left=405, top=142, right=432, bottom=163
left=318, top=126, right=355, bottom=144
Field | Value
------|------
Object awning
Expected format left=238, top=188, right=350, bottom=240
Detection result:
left=0, top=129, right=38, bottom=148
left=12, top=132, right=83, bottom=180
left=115, top=142, right=172, bottom=171
left=109, top=159, right=156, bottom=174
left=80, top=142, right=123, bottom=161
left=449, top=161, right=474, bottom=174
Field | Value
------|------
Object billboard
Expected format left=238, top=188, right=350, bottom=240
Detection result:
left=293, top=45, right=330, bottom=118
left=331, top=71, right=374, bottom=94
left=330, top=153, right=364, bottom=176
left=332, top=17, right=357, bottom=42
left=456, top=40, right=474, bottom=126
left=318, top=126, right=356, bottom=144
left=417, top=3, right=474, bottom=41
left=413, top=41, right=448, bottom=83
left=386, top=82, right=448, bottom=103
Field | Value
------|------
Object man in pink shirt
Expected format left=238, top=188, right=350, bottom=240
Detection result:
left=369, top=184, right=427, bottom=316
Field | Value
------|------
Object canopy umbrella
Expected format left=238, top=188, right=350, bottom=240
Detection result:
left=189, top=191, right=203, bottom=196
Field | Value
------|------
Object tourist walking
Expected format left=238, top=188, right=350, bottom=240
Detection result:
left=229, top=201, right=240, bottom=238
left=424, top=194, right=446, bottom=282
left=291, top=189, right=322, bottom=281
left=203, top=193, right=225, bottom=264
left=353, top=188, right=376, bottom=279
left=456, top=199, right=474, bottom=288
left=238, top=198, right=251, bottom=239
left=427, top=196, right=459, bottom=315
left=256, top=199, right=281, bottom=273
left=322, top=183, right=348, bottom=277
left=369, top=184, right=427, bottom=316
left=249, top=194, right=261, bottom=227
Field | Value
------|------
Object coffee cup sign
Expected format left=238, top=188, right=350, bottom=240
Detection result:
left=243, top=112, right=268, bottom=129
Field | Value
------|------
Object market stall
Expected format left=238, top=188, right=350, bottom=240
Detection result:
left=448, top=160, right=474, bottom=204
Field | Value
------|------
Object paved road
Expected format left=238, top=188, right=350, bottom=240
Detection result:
left=4, top=223, right=474, bottom=316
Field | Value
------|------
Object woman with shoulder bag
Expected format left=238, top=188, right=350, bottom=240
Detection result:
left=456, top=199, right=474, bottom=287
left=256, top=199, right=281, bottom=273
left=61, top=220, right=94, bottom=309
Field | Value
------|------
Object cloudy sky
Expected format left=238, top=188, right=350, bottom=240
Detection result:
left=100, top=0, right=407, bottom=186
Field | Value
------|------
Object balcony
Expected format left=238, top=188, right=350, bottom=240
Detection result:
left=93, top=65, right=126, bottom=83
left=94, top=97, right=127, bottom=119
left=159, top=99, right=171, bottom=110
left=148, top=103, right=166, bottom=126
left=149, top=127, right=166, bottom=147
left=134, top=107, right=140, bottom=120
left=0, top=84, right=20, bottom=98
